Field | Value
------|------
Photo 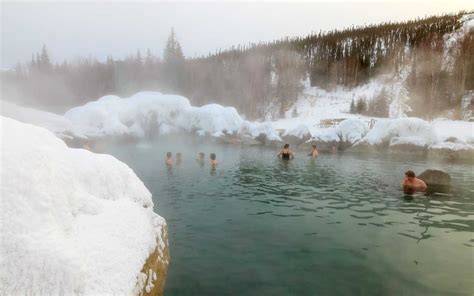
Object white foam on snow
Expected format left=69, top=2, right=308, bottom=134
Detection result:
left=0, top=116, right=166, bottom=295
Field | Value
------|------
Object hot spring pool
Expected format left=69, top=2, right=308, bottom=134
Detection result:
left=105, top=138, right=473, bottom=296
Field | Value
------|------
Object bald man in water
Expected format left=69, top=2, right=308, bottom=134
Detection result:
left=401, top=170, right=427, bottom=193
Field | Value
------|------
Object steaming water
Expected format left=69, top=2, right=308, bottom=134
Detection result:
left=106, top=137, right=473, bottom=296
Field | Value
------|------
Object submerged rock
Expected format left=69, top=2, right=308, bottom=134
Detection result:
left=418, top=169, right=452, bottom=193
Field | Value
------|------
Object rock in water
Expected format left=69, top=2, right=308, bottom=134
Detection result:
left=418, top=169, right=452, bottom=193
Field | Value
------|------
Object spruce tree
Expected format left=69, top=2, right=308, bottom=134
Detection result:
left=40, top=45, right=51, bottom=72
left=349, top=98, right=356, bottom=113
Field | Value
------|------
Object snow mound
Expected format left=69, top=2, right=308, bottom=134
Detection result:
left=335, top=118, right=369, bottom=144
left=0, top=116, right=166, bottom=295
left=242, top=121, right=282, bottom=141
left=431, top=119, right=474, bottom=144
left=359, top=117, right=435, bottom=146
left=182, top=104, right=244, bottom=137
left=64, top=91, right=280, bottom=140
left=65, top=92, right=191, bottom=138
left=283, top=124, right=311, bottom=138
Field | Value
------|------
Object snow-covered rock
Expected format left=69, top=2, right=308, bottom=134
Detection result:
left=64, top=92, right=282, bottom=142
left=0, top=116, right=169, bottom=295
left=358, top=117, right=435, bottom=147
left=281, top=124, right=312, bottom=145
left=335, top=118, right=369, bottom=144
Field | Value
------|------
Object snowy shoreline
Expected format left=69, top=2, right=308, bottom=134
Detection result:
left=2, top=91, right=473, bottom=161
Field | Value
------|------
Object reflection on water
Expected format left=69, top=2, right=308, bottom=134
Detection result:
left=106, top=138, right=474, bottom=296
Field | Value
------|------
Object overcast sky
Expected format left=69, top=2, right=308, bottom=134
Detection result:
left=1, top=1, right=473, bottom=68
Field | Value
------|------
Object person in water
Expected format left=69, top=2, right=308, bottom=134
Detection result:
left=196, top=152, right=205, bottom=164
left=308, top=144, right=319, bottom=158
left=278, top=143, right=294, bottom=160
left=401, top=170, right=427, bottom=194
left=166, top=152, right=173, bottom=166
left=176, top=152, right=182, bottom=165
left=210, top=153, right=219, bottom=166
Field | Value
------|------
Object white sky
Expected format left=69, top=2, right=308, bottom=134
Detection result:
left=1, top=1, right=473, bottom=68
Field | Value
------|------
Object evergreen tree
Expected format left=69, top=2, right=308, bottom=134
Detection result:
left=368, top=88, right=389, bottom=117
left=39, top=45, right=51, bottom=72
left=349, top=98, right=356, bottom=113
left=163, top=28, right=184, bottom=63
left=356, top=98, right=367, bottom=114
left=163, top=28, right=185, bottom=91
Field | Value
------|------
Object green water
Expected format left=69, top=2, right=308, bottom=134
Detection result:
left=106, top=138, right=473, bottom=296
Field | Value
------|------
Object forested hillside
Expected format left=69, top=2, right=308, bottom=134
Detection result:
left=2, top=11, right=473, bottom=119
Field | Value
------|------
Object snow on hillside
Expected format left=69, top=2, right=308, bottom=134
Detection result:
left=442, top=13, right=474, bottom=72
left=0, top=116, right=167, bottom=295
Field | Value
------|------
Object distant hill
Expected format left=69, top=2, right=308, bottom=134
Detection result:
left=2, top=11, right=473, bottom=120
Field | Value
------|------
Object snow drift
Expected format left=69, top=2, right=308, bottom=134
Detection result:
left=0, top=116, right=168, bottom=295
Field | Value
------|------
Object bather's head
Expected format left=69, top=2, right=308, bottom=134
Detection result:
left=405, top=170, right=416, bottom=180
left=284, top=143, right=290, bottom=149
left=312, top=144, right=317, bottom=149
left=199, top=152, right=205, bottom=160
left=210, top=153, right=216, bottom=160
left=166, top=152, right=172, bottom=159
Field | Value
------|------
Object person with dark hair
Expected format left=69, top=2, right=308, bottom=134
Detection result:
left=278, top=143, right=294, bottom=160
left=402, top=170, right=427, bottom=193
left=166, top=152, right=173, bottom=166
left=210, top=153, right=219, bottom=166
left=308, top=144, right=319, bottom=158
left=176, top=152, right=182, bottom=165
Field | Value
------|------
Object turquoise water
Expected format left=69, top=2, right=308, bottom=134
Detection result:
left=106, top=138, right=473, bottom=296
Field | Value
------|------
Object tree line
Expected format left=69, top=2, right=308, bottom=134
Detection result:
left=1, top=11, right=472, bottom=119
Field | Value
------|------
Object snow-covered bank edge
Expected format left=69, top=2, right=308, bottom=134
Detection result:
left=2, top=91, right=473, bottom=161
left=0, top=116, right=169, bottom=295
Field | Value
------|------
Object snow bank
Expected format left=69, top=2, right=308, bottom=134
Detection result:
left=359, top=117, right=435, bottom=146
left=65, top=92, right=191, bottom=138
left=431, top=119, right=474, bottom=144
left=1, top=100, right=86, bottom=139
left=64, top=91, right=281, bottom=140
left=335, top=118, right=369, bottom=143
left=0, top=116, right=167, bottom=295
left=182, top=104, right=244, bottom=137
left=283, top=124, right=311, bottom=139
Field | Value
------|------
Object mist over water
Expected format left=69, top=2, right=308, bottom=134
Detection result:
left=106, top=137, right=474, bottom=296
